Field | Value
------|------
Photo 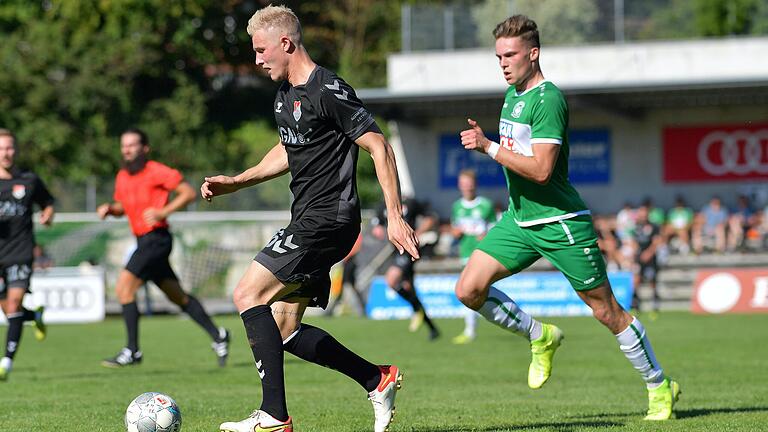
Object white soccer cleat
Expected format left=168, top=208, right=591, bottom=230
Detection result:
left=368, top=365, right=403, bottom=432
left=219, top=409, right=293, bottom=432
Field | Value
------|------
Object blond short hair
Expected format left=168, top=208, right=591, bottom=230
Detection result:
left=493, top=15, right=540, bottom=48
left=459, top=169, right=477, bottom=181
left=247, top=5, right=302, bottom=44
left=0, top=128, right=15, bottom=143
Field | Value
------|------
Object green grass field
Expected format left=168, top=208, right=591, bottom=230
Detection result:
left=1, top=312, right=767, bottom=431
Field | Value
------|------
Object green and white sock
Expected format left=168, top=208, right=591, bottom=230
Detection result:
left=616, top=317, right=664, bottom=387
left=478, top=286, right=541, bottom=341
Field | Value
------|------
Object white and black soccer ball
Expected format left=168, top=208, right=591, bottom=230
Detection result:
left=125, top=392, right=182, bottom=432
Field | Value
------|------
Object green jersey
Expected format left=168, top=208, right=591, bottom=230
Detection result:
left=498, top=80, right=589, bottom=226
left=451, top=196, right=496, bottom=259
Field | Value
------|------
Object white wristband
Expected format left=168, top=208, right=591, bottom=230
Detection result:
left=487, top=141, right=501, bottom=160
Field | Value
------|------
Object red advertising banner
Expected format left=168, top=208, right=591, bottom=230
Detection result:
left=692, top=269, right=768, bottom=314
left=663, top=124, right=768, bottom=182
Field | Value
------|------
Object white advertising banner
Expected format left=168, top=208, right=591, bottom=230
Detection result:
left=0, top=266, right=105, bottom=324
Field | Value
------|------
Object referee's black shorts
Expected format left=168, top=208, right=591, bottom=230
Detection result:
left=125, top=228, right=179, bottom=285
left=255, top=222, right=359, bottom=309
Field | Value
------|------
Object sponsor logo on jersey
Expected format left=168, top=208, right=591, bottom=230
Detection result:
left=12, top=184, right=25, bottom=199
left=511, top=101, right=525, bottom=118
left=278, top=126, right=307, bottom=145
left=275, top=102, right=283, bottom=113
left=293, top=101, right=302, bottom=121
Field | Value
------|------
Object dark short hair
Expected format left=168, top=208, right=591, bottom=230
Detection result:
left=493, top=15, right=540, bottom=48
left=121, top=127, right=149, bottom=146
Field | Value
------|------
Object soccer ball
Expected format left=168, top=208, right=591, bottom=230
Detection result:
left=125, top=392, right=182, bottom=432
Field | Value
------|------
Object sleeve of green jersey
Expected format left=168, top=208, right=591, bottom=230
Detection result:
left=530, top=88, right=568, bottom=145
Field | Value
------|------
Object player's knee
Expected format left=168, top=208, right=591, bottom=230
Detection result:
left=115, top=285, right=136, bottom=304
left=456, top=280, right=484, bottom=310
left=233, top=283, right=269, bottom=311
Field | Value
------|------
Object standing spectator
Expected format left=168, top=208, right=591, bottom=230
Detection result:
left=692, top=196, right=728, bottom=254
left=450, top=170, right=495, bottom=344
left=665, top=196, right=694, bottom=255
left=631, top=205, right=662, bottom=313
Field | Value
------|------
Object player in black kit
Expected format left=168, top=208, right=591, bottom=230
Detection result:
left=0, top=129, right=54, bottom=381
left=371, top=198, right=440, bottom=340
left=201, top=6, right=419, bottom=432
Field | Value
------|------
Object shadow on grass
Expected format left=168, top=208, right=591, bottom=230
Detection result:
left=416, top=420, right=623, bottom=432
left=567, top=405, right=768, bottom=420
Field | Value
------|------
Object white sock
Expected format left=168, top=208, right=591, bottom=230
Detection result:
left=478, top=286, right=540, bottom=341
left=0, top=356, right=12, bottom=372
left=463, top=308, right=477, bottom=338
left=615, top=317, right=664, bottom=387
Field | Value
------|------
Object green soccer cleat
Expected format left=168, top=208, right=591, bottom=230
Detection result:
left=32, top=306, right=47, bottom=341
left=644, top=378, right=681, bottom=420
left=0, top=357, right=11, bottom=382
left=408, top=309, right=425, bottom=332
left=528, top=323, right=564, bottom=389
left=451, top=333, right=475, bottom=345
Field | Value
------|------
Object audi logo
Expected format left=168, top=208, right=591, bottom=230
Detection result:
left=36, top=286, right=96, bottom=310
left=697, top=130, right=768, bottom=176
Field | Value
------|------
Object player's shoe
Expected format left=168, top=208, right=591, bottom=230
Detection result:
left=211, top=327, right=230, bottom=367
left=408, top=310, right=425, bottom=332
left=368, top=365, right=403, bottom=432
left=644, top=378, right=681, bottom=420
left=528, top=323, right=564, bottom=389
left=219, top=410, right=293, bottom=432
left=32, top=306, right=47, bottom=341
left=451, top=333, right=475, bottom=344
left=428, top=326, right=440, bottom=341
left=101, top=348, right=143, bottom=368
left=0, top=357, right=11, bottom=381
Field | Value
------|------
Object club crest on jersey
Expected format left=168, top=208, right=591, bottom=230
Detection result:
left=293, top=101, right=302, bottom=121
left=511, top=101, right=525, bottom=118
left=12, top=184, right=25, bottom=199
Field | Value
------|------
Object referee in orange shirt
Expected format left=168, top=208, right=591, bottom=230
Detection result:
left=97, top=128, right=230, bottom=367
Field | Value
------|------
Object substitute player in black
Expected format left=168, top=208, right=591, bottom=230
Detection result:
left=201, top=6, right=419, bottom=432
left=371, top=198, right=440, bottom=340
left=631, top=204, right=662, bottom=313
left=0, top=129, right=54, bottom=381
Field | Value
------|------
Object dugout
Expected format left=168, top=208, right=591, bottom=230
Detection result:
left=359, top=36, right=768, bottom=217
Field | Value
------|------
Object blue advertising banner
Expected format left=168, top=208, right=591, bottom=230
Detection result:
left=366, top=271, right=633, bottom=320
left=438, top=128, right=611, bottom=188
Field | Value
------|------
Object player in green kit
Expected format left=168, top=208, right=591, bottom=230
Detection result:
left=454, top=15, right=680, bottom=420
left=450, top=170, right=495, bottom=344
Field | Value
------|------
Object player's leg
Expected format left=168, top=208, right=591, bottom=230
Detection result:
left=102, top=269, right=145, bottom=367
left=0, top=286, right=26, bottom=381
left=576, top=282, right=679, bottom=419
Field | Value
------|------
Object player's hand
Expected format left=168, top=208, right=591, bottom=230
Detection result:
left=143, top=207, right=166, bottom=226
left=387, top=215, right=420, bottom=261
left=39, top=208, right=54, bottom=226
left=96, top=203, right=111, bottom=220
left=201, top=175, right=240, bottom=202
left=460, top=118, right=491, bottom=153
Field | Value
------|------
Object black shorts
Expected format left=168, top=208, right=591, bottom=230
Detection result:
left=636, top=257, right=658, bottom=284
left=125, top=229, right=179, bottom=285
left=388, top=252, right=415, bottom=281
left=255, top=223, right=359, bottom=309
left=0, top=261, right=33, bottom=299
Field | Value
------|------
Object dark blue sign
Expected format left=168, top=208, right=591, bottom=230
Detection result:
left=438, top=129, right=611, bottom=188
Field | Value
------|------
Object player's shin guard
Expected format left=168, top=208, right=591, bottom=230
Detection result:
left=181, top=295, right=219, bottom=340
left=241, top=305, right=289, bottom=422
left=283, top=323, right=381, bottom=392
left=4, top=312, right=23, bottom=359
left=616, top=317, right=664, bottom=387
left=478, top=286, right=541, bottom=340
left=122, top=302, right=140, bottom=353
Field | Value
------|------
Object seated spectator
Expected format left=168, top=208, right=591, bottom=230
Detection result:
left=665, top=195, right=694, bottom=255
left=615, top=201, right=636, bottom=242
left=727, top=195, right=757, bottom=251
left=692, top=196, right=728, bottom=254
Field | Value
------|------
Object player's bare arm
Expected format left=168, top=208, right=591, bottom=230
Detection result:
left=355, top=131, right=420, bottom=260
left=96, top=201, right=125, bottom=219
left=201, top=141, right=289, bottom=202
left=460, top=118, right=560, bottom=185
left=39, top=204, right=55, bottom=226
left=143, top=181, right=196, bottom=226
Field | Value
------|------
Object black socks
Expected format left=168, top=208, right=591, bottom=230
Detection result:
left=181, top=295, right=220, bottom=340
left=4, top=312, right=23, bottom=359
left=241, top=305, right=289, bottom=422
left=122, top=302, right=140, bottom=353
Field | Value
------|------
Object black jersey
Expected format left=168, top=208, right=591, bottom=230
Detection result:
left=274, top=66, right=380, bottom=229
left=0, top=169, right=54, bottom=264
left=634, top=221, right=660, bottom=261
